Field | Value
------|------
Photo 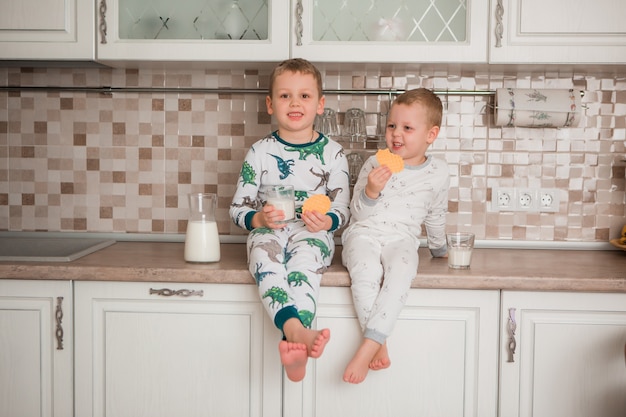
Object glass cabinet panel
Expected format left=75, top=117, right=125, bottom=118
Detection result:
left=312, top=0, right=467, bottom=43
left=97, top=0, right=287, bottom=63
left=296, top=0, right=487, bottom=63
left=118, top=0, right=268, bottom=40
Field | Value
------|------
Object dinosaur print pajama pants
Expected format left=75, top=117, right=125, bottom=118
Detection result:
left=247, top=221, right=335, bottom=333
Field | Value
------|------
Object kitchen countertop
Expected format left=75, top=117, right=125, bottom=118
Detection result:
left=1, top=242, right=625, bottom=292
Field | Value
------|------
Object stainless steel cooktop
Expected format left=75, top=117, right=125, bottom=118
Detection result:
left=0, top=237, right=115, bottom=262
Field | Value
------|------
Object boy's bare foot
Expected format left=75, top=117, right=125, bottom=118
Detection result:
left=343, top=338, right=381, bottom=384
left=279, top=341, right=308, bottom=382
left=369, top=342, right=391, bottom=370
left=283, top=318, right=331, bottom=358
left=309, top=328, right=331, bottom=358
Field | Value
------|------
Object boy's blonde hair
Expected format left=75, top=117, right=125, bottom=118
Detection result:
left=268, top=58, right=323, bottom=98
left=394, top=88, right=443, bottom=128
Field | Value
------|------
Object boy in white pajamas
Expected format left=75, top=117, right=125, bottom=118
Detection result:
left=229, top=59, right=350, bottom=382
left=341, top=88, right=449, bottom=384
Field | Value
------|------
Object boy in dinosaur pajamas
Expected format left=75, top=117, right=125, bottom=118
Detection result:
left=341, top=88, right=449, bottom=384
left=229, top=58, right=350, bottom=382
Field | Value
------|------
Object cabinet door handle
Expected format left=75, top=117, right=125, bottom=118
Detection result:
left=495, top=0, right=504, bottom=48
left=506, top=307, right=516, bottom=363
left=149, top=288, right=204, bottom=297
left=99, top=0, right=108, bottom=44
left=55, top=296, right=64, bottom=350
left=295, top=0, right=303, bottom=46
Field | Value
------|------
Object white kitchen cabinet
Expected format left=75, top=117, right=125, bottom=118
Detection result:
left=293, top=0, right=489, bottom=63
left=500, top=291, right=626, bottom=417
left=489, top=0, right=626, bottom=64
left=96, top=0, right=289, bottom=64
left=96, top=0, right=489, bottom=66
left=0, top=0, right=94, bottom=60
left=74, top=281, right=282, bottom=417
left=283, top=287, right=500, bottom=417
left=0, top=279, right=73, bottom=417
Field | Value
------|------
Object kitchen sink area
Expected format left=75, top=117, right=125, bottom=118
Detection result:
left=0, top=236, right=115, bottom=262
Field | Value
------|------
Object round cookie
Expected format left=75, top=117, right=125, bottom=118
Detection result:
left=302, top=194, right=331, bottom=214
left=376, top=148, right=404, bottom=173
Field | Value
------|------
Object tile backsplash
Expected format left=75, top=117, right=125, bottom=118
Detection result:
left=0, top=65, right=625, bottom=242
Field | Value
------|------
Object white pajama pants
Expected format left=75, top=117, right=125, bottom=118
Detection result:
left=247, top=221, right=335, bottom=331
left=341, top=231, right=419, bottom=344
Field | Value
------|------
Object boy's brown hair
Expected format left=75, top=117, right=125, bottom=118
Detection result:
left=394, top=88, right=443, bottom=128
left=268, top=58, right=323, bottom=98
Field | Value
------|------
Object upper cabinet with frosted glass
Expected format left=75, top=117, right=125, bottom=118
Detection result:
left=95, top=0, right=489, bottom=66
left=96, top=0, right=289, bottom=64
left=293, top=0, right=489, bottom=63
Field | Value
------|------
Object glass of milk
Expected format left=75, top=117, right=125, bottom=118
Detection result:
left=446, top=232, right=475, bottom=269
left=184, top=193, right=221, bottom=263
left=264, top=185, right=295, bottom=223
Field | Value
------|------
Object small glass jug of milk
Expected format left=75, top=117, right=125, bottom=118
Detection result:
left=184, top=193, right=221, bottom=263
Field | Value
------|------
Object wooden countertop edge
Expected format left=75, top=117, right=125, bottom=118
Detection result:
left=1, top=242, right=625, bottom=293
left=1, top=265, right=625, bottom=293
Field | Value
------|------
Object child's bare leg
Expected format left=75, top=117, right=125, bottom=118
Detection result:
left=343, top=338, right=381, bottom=384
left=369, top=342, right=391, bottom=370
left=282, top=318, right=331, bottom=358
left=279, top=341, right=308, bottom=382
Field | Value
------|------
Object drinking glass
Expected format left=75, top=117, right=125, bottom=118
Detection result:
left=314, top=108, right=339, bottom=137
left=346, top=153, right=364, bottom=185
left=262, top=185, right=295, bottom=223
left=375, top=112, right=387, bottom=149
left=446, top=232, right=475, bottom=269
left=343, top=108, right=367, bottom=143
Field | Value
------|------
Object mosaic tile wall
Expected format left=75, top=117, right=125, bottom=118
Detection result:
left=0, top=65, right=625, bottom=242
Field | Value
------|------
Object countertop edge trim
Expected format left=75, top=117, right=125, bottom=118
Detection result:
left=0, top=231, right=616, bottom=251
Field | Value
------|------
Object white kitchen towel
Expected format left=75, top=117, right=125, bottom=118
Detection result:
left=494, top=88, right=583, bottom=128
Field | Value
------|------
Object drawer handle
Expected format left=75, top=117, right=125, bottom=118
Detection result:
left=149, top=288, right=204, bottom=297
left=506, top=307, right=516, bottom=363
left=55, top=296, right=64, bottom=350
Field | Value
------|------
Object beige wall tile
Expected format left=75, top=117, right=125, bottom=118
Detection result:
left=0, top=66, right=625, bottom=241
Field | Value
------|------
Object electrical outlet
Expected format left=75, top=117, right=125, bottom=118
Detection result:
left=517, top=188, right=536, bottom=211
left=538, top=188, right=559, bottom=212
left=492, top=187, right=560, bottom=212
left=492, top=188, right=515, bottom=211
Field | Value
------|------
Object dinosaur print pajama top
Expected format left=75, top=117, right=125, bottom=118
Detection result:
left=230, top=131, right=350, bottom=332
